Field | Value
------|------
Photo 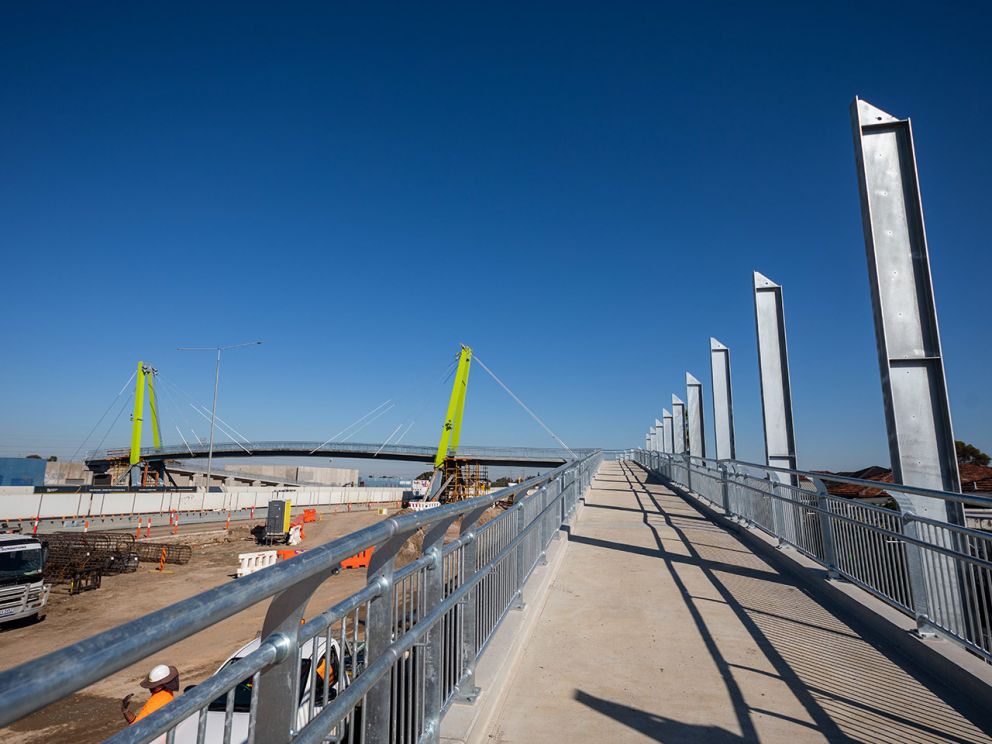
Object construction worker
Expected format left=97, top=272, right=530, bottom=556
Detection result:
left=121, top=664, right=179, bottom=725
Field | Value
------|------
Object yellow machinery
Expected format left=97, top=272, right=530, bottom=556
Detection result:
left=429, top=346, right=488, bottom=501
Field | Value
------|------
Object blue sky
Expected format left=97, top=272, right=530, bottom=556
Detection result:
left=1, top=2, right=990, bottom=473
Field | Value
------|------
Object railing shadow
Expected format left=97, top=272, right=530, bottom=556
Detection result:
left=621, top=461, right=992, bottom=742
left=572, top=690, right=744, bottom=743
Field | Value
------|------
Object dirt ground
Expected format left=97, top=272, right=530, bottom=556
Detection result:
left=0, top=508, right=400, bottom=743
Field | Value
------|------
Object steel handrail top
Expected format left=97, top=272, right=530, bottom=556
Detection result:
left=85, top=441, right=598, bottom=468
left=681, top=454, right=992, bottom=509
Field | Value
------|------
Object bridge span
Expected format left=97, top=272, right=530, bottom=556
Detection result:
left=85, top=441, right=591, bottom=472
left=479, top=461, right=991, bottom=742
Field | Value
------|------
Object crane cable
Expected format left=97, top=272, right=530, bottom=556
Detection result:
left=69, top=369, right=138, bottom=461
left=472, top=354, right=577, bottom=459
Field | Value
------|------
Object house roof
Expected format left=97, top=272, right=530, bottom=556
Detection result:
left=815, top=463, right=992, bottom=498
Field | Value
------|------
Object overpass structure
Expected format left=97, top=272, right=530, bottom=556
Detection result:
left=3, top=99, right=992, bottom=742
left=85, top=442, right=589, bottom=477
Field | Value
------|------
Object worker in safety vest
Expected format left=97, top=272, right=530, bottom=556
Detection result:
left=121, top=664, right=180, bottom=725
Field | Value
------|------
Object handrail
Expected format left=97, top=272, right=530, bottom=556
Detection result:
left=690, top=454, right=992, bottom=508
left=635, top=449, right=992, bottom=663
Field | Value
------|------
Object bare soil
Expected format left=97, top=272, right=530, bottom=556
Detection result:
left=0, top=509, right=400, bottom=743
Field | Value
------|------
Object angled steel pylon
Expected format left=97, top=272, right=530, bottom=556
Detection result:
left=685, top=373, right=705, bottom=458
left=709, top=338, right=736, bottom=461
left=671, top=395, right=686, bottom=455
left=662, top=409, right=674, bottom=454
left=851, top=97, right=964, bottom=635
left=753, top=272, right=798, bottom=485
left=850, top=97, right=961, bottom=518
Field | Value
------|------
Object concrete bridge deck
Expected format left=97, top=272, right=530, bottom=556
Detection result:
left=482, top=461, right=992, bottom=743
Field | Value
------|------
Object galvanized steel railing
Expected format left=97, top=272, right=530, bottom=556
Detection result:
left=635, top=450, right=992, bottom=663
left=0, top=451, right=602, bottom=744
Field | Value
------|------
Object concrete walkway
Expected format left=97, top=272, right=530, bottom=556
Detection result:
left=483, top=461, right=991, bottom=743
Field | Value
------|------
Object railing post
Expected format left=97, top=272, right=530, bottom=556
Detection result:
left=255, top=563, right=340, bottom=742
left=420, top=515, right=458, bottom=743
left=899, top=509, right=939, bottom=638
left=538, top=486, right=549, bottom=565
left=552, top=477, right=563, bottom=540
left=454, top=505, right=489, bottom=704
left=811, top=476, right=839, bottom=579
left=685, top=453, right=693, bottom=494
left=363, top=526, right=416, bottom=743
left=513, top=504, right=527, bottom=611
left=719, top=463, right=731, bottom=514
left=769, top=474, right=787, bottom=547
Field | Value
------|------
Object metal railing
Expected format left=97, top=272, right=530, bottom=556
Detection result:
left=0, top=451, right=602, bottom=743
left=635, top=449, right=992, bottom=663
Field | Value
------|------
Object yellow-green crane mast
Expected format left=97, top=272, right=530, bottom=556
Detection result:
left=429, top=346, right=473, bottom=499
left=128, top=361, right=163, bottom=484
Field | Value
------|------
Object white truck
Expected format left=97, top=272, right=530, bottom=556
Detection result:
left=0, top=534, right=50, bottom=624
left=172, top=634, right=364, bottom=743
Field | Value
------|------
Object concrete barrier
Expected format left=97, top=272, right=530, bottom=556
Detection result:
left=0, top=486, right=406, bottom=521
left=237, top=551, right=277, bottom=578
left=409, top=500, right=441, bottom=512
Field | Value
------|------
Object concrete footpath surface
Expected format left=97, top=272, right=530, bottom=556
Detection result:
left=482, top=461, right=991, bottom=744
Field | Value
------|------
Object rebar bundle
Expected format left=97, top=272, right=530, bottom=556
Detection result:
left=41, top=532, right=139, bottom=592
left=134, top=542, right=192, bottom=565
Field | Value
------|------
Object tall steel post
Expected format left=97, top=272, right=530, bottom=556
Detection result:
left=709, top=338, right=736, bottom=461
left=653, top=419, right=663, bottom=451
left=850, top=98, right=962, bottom=518
left=851, top=97, right=964, bottom=637
left=671, top=395, right=686, bottom=454
left=685, top=373, right=706, bottom=458
left=662, top=409, right=674, bottom=454
left=753, top=272, right=798, bottom=485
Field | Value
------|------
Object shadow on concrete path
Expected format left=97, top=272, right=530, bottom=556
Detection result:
left=573, top=689, right=744, bottom=743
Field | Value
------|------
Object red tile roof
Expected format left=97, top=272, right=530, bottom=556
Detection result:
left=815, top=463, right=992, bottom=498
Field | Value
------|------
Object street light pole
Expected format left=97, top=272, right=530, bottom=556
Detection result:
left=177, top=340, right=263, bottom=492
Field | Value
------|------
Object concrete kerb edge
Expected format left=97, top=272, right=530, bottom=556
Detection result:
left=439, top=497, right=586, bottom=744
left=634, top=463, right=992, bottom=732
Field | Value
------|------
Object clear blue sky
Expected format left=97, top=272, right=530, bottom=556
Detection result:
left=1, top=2, right=989, bottom=472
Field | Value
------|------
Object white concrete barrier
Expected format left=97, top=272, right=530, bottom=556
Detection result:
left=237, top=550, right=277, bottom=578
left=409, top=501, right=442, bottom=512
left=0, top=486, right=406, bottom=521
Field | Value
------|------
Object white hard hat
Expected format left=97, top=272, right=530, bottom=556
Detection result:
left=148, top=665, right=171, bottom=683
left=141, top=663, right=178, bottom=688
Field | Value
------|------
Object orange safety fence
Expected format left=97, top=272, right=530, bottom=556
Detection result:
left=340, top=547, right=373, bottom=570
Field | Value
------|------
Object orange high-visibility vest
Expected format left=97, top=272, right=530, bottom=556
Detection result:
left=316, top=658, right=336, bottom=685
left=132, top=690, right=174, bottom=724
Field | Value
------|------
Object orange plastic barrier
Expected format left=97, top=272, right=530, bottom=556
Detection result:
left=277, top=549, right=305, bottom=561
left=340, top=547, right=374, bottom=569
left=303, top=509, right=318, bottom=523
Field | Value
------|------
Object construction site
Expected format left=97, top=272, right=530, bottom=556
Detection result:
left=0, top=510, right=397, bottom=743
left=0, top=345, right=525, bottom=743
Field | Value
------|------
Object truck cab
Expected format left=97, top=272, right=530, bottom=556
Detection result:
left=0, top=534, right=49, bottom=624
